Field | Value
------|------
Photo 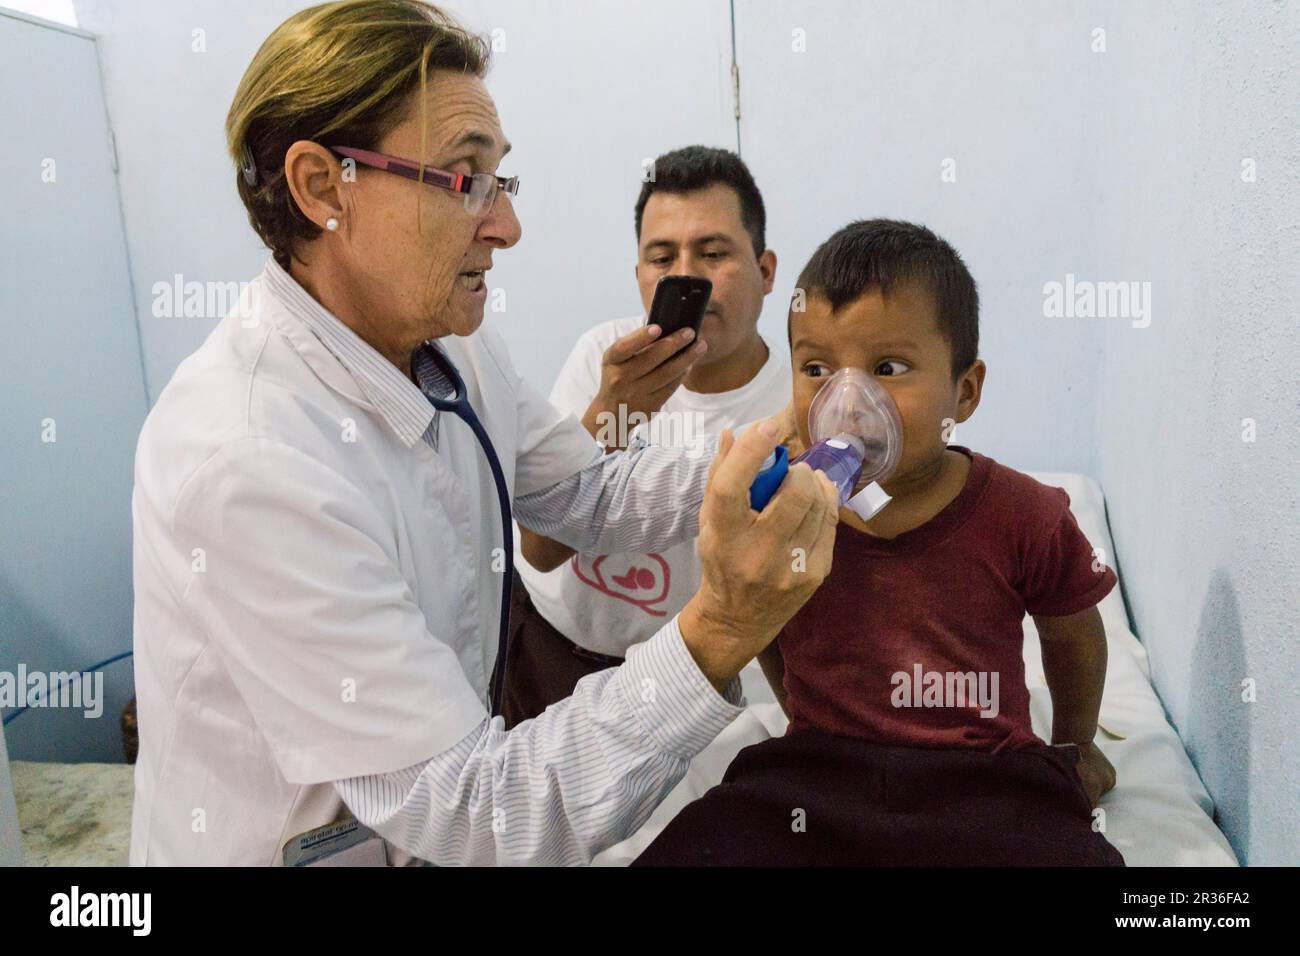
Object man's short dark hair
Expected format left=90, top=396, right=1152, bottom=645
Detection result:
left=634, top=146, right=766, bottom=257
left=791, top=219, right=979, bottom=377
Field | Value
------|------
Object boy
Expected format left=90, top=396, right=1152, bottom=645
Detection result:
left=634, top=219, right=1124, bottom=866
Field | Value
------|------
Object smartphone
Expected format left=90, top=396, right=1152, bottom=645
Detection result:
left=646, top=275, right=712, bottom=338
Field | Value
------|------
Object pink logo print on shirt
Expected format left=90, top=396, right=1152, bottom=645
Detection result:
left=569, top=553, right=671, bottom=616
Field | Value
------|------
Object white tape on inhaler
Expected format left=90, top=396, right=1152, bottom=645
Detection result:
left=844, top=481, right=892, bottom=521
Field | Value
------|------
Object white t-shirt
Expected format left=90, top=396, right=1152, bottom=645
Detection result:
left=516, top=316, right=791, bottom=658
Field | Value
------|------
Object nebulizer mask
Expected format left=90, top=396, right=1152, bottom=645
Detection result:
left=748, top=368, right=903, bottom=520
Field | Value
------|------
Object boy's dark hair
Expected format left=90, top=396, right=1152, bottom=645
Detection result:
left=792, top=219, right=979, bottom=377
left=634, top=146, right=766, bottom=257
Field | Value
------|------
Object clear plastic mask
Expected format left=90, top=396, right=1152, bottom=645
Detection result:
left=791, top=367, right=903, bottom=518
left=803, top=367, right=903, bottom=485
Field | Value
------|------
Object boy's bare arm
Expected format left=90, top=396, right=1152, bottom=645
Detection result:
left=1035, top=605, right=1107, bottom=743
left=1034, top=605, right=1116, bottom=807
left=757, top=641, right=790, bottom=716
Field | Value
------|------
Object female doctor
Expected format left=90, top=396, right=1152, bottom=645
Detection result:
left=128, top=0, right=838, bottom=866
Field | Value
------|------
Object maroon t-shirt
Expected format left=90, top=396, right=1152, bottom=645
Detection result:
left=777, top=446, right=1117, bottom=753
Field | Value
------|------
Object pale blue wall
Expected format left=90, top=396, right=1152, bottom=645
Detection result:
left=1085, top=1, right=1300, bottom=866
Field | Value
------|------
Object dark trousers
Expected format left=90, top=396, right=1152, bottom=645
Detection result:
left=492, top=570, right=624, bottom=730
left=633, top=731, right=1126, bottom=867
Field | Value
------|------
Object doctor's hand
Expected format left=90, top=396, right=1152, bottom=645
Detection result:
left=770, top=399, right=805, bottom=458
left=679, top=419, right=840, bottom=692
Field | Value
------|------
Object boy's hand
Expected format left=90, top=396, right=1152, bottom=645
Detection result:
left=1072, top=741, right=1117, bottom=809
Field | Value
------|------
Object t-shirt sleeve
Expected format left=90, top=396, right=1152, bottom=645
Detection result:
left=548, top=326, right=606, bottom=418
left=1019, top=486, right=1118, bottom=617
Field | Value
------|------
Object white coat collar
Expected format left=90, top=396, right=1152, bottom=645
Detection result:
left=260, top=256, right=437, bottom=449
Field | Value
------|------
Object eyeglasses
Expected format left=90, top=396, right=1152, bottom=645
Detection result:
left=329, top=145, right=519, bottom=216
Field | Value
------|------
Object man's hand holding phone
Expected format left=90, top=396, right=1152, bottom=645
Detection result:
left=580, top=276, right=711, bottom=450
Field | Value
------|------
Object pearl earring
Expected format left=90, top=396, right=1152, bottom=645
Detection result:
left=325, top=217, right=340, bottom=232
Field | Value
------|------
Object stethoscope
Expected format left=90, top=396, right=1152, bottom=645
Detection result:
left=411, top=341, right=514, bottom=718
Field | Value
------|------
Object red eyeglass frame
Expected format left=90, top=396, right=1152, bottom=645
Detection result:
left=328, top=145, right=519, bottom=210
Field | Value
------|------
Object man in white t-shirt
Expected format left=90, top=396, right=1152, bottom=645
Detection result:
left=499, top=146, right=791, bottom=726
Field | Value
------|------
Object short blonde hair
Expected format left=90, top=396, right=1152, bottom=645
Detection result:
left=226, top=0, right=490, bottom=269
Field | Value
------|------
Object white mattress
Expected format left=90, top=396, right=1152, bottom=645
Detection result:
left=595, top=472, right=1239, bottom=866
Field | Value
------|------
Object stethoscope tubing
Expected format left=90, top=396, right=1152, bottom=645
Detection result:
left=414, top=343, right=515, bottom=718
